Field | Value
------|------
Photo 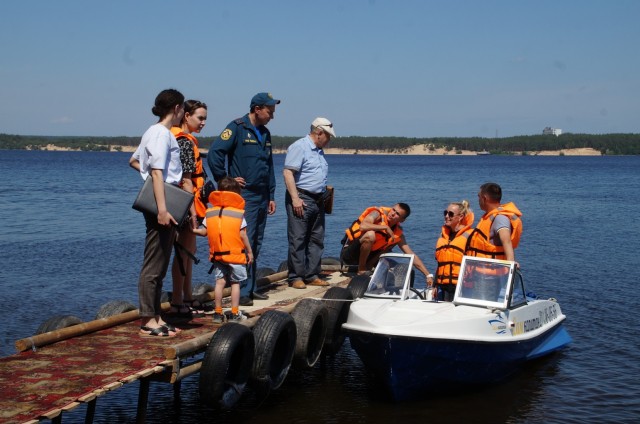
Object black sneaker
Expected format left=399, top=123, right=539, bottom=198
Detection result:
left=251, top=291, right=269, bottom=300
left=200, top=303, right=215, bottom=315
left=228, top=311, right=247, bottom=321
left=239, top=296, right=254, bottom=306
left=212, top=312, right=225, bottom=324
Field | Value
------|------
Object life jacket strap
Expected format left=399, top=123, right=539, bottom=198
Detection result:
left=173, top=241, right=200, bottom=276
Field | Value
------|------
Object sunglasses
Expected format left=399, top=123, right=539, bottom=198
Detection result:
left=443, top=210, right=458, bottom=218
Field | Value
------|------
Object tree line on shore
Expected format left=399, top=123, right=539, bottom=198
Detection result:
left=1, top=132, right=639, bottom=155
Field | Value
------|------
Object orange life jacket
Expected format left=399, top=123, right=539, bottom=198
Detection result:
left=205, top=191, right=246, bottom=265
left=345, top=206, right=403, bottom=253
left=465, top=202, right=522, bottom=260
left=171, top=127, right=208, bottom=218
left=435, top=212, right=475, bottom=285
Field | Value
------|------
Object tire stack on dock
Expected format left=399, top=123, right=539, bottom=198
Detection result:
left=198, top=282, right=356, bottom=410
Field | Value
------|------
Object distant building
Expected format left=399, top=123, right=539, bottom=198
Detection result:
left=543, top=127, right=562, bottom=136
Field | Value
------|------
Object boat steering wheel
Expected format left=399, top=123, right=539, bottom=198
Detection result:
left=409, top=287, right=425, bottom=300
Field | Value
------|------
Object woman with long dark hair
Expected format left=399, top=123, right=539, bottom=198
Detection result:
left=129, top=88, right=185, bottom=337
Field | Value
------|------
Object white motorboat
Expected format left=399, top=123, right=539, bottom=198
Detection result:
left=343, top=253, right=571, bottom=400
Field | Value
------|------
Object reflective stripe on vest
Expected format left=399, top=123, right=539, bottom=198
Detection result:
left=435, top=228, right=472, bottom=285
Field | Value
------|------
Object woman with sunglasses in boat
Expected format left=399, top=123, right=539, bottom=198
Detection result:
left=434, top=200, right=474, bottom=301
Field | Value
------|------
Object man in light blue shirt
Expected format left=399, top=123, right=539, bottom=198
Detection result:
left=283, top=117, right=336, bottom=288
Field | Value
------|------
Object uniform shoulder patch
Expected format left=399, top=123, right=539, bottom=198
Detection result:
left=220, top=128, right=232, bottom=141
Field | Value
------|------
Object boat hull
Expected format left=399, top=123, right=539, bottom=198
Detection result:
left=346, top=321, right=571, bottom=400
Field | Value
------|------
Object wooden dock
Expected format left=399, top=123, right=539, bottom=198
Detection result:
left=0, top=268, right=353, bottom=424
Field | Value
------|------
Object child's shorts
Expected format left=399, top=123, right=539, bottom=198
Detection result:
left=212, top=261, right=248, bottom=283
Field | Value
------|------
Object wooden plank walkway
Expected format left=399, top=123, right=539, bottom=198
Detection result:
left=0, top=270, right=351, bottom=424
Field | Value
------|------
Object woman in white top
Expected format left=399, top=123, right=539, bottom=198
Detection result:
left=129, top=88, right=185, bottom=337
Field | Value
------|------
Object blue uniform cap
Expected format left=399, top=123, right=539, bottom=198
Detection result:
left=250, top=92, right=281, bottom=108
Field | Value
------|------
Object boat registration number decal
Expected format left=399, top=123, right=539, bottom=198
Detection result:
left=510, top=304, right=559, bottom=336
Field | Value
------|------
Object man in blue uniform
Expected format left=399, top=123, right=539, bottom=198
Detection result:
left=207, top=92, right=280, bottom=306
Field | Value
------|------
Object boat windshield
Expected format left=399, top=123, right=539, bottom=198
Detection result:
left=453, top=256, right=516, bottom=309
left=364, top=254, right=414, bottom=298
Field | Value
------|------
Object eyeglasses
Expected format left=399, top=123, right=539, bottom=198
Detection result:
left=443, top=210, right=458, bottom=218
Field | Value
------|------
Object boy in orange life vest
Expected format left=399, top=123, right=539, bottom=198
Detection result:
left=193, top=177, right=253, bottom=322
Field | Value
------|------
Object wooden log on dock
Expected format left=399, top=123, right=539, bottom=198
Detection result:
left=14, top=265, right=344, bottom=353
left=14, top=309, right=140, bottom=352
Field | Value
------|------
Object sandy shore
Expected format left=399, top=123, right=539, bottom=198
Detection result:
left=36, top=144, right=601, bottom=156
left=281, top=146, right=602, bottom=156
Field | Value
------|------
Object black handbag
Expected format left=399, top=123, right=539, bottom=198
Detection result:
left=132, top=177, right=193, bottom=227
left=323, top=186, right=334, bottom=214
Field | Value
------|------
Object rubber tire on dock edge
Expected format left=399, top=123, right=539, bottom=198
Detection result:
left=251, top=310, right=297, bottom=399
left=321, top=257, right=341, bottom=266
left=192, top=282, right=215, bottom=296
left=256, top=267, right=276, bottom=280
left=94, top=300, right=137, bottom=320
left=290, top=298, right=328, bottom=369
left=322, top=286, right=353, bottom=356
left=36, top=315, right=83, bottom=335
left=277, top=260, right=288, bottom=273
left=200, top=323, right=255, bottom=410
left=347, top=274, right=370, bottom=299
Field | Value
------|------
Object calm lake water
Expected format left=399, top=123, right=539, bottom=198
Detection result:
left=1, top=150, right=639, bottom=423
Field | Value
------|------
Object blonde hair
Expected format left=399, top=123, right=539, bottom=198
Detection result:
left=450, top=200, right=472, bottom=217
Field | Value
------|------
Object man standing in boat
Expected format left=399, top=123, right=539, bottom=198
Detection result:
left=283, top=117, right=336, bottom=289
left=464, top=183, right=522, bottom=300
left=340, top=203, right=431, bottom=278
left=465, top=182, right=522, bottom=263
left=207, top=92, right=280, bottom=306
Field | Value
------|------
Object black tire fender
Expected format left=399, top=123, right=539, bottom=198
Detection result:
left=321, top=256, right=341, bottom=266
left=322, top=287, right=353, bottom=356
left=290, top=299, right=328, bottom=369
left=347, top=274, right=370, bottom=299
left=192, top=282, right=215, bottom=296
left=255, top=267, right=276, bottom=280
left=36, top=315, right=83, bottom=335
left=277, top=260, right=288, bottom=273
left=94, top=300, right=137, bottom=320
left=199, top=323, right=255, bottom=410
left=251, top=310, right=297, bottom=398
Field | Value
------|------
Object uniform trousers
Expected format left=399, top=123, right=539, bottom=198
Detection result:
left=240, top=188, right=270, bottom=297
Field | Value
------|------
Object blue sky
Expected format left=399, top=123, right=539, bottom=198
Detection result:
left=1, top=0, right=638, bottom=138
